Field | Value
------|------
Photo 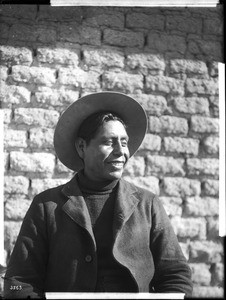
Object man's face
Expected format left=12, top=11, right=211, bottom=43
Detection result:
left=82, top=120, right=130, bottom=182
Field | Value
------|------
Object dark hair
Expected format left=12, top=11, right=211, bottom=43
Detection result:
left=77, top=111, right=127, bottom=144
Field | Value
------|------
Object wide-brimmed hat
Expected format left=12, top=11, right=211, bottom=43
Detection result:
left=54, top=91, right=147, bottom=171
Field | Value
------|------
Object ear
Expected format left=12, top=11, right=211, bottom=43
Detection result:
left=75, top=137, right=87, bottom=159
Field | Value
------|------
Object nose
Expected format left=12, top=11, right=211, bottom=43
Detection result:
left=113, top=141, right=124, bottom=156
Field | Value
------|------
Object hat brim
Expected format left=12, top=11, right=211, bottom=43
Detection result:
left=54, top=91, right=147, bottom=171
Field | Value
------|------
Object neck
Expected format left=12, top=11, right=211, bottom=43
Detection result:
left=77, top=170, right=119, bottom=194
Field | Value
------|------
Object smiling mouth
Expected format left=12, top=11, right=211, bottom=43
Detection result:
left=108, top=161, right=125, bottom=167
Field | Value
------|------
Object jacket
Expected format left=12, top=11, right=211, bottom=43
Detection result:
left=4, top=176, right=193, bottom=298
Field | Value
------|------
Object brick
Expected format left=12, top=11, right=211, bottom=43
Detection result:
left=171, top=216, right=206, bottom=239
left=0, top=45, right=33, bottom=66
left=36, top=47, right=80, bottom=66
left=187, top=158, right=219, bottom=176
left=209, top=96, right=219, bottom=117
left=14, top=108, right=59, bottom=128
left=211, top=263, right=224, bottom=286
left=126, top=53, right=165, bottom=75
left=186, top=78, right=218, bottom=95
left=3, top=109, right=11, bottom=124
left=147, top=33, right=186, bottom=54
left=190, top=241, right=223, bottom=263
left=103, top=29, right=144, bottom=48
left=9, top=24, right=57, bottom=44
left=31, top=178, right=68, bottom=195
left=131, top=94, right=167, bottom=115
left=83, top=47, right=124, bottom=69
left=102, top=72, right=143, bottom=94
left=185, top=196, right=218, bottom=217
left=146, top=155, right=185, bottom=176
left=191, top=116, right=219, bottom=133
left=123, top=156, right=145, bottom=177
left=4, top=221, right=22, bottom=252
left=11, top=65, right=56, bottom=86
left=4, top=129, right=27, bottom=148
left=203, top=18, right=223, bottom=36
left=0, top=5, right=37, bottom=19
left=123, top=176, right=159, bottom=195
left=126, top=13, right=164, bottom=30
left=38, top=5, right=83, bottom=21
left=34, top=87, right=79, bottom=107
left=207, top=217, right=219, bottom=239
left=173, top=97, right=209, bottom=115
left=149, top=116, right=188, bottom=135
left=0, top=22, right=10, bottom=40
left=190, top=263, right=211, bottom=285
left=83, top=9, right=124, bottom=28
left=166, top=15, right=202, bottom=34
left=193, top=286, right=223, bottom=298
left=139, top=134, right=161, bottom=151
left=10, top=151, right=55, bottom=174
left=58, top=68, right=100, bottom=90
left=5, top=197, right=31, bottom=220
left=163, top=177, right=201, bottom=197
left=4, top=176, right=29, bottom=194
left=4, top=153, right=9, bottom=171
left=0, top=66, right=8, bottom=81
left=208, top=61, right=218, bottom=77
left=202, top=179, right=219, bottom=196
left=0, top=83, right=31, bottom=105
left=146, top=75, right=184, bottom=96
left=159, top=197, right=182, bottom=217
left=29, top=128, right=54, bottom=149
left=58, top=24, right=101, bottom=46
left=203, top=136, right=219, bottom=154
left=170, top=59, right=208, bottom=75
left=188, top=39, right=223, bottom=62
left=164, top=137, right=199, bottom=155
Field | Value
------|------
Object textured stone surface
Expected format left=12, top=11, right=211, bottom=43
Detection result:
left=202, top=179, right=219, bottom=196
left=146, top=75, right=184, bottom=96
left=164, top=137, right=199, bottom=155
left=0, top=45, right=33, bottom=66
left=191, top=116, right=219, bottom=133
left=147, top=33, right=186, bottom=54
left=171, top=216, right=206, bottom=239
left=139, top=134, right=161, bottom=151
left=123, top=156, right=145, bottom=177
left=103, top=28, right=144, bottom=48
left=173, top=97, right=209, bottom=115
left=185, top=196, right=218, bottom=217
left=187, top=158, right=219, bottom=176
left=146, top=155, right=185, bottom=176
left=102, top=71, right=143, bottom=93
left=5, top=197, right=31, bottom=220
left=170, top=59, right=208, bottom=75
left=163, top=177, right=201, bottom=197
left=31, top=178, right=68, bottom=195
left=4, top=176, right=29, bottom=194
left=4, top=129, right=27, bottom=148
left=0, top=83, right=31, bottom=105
left=186, top=78, right=218, bottom=95
left=190, top=241, right=223, bottom=263
left=190, top=263, right=211, bottom=285
left=149, top=116, right=188, bottom=135
left=203, top=136, right=219, bottom=154
left=14, top=108, right=59, bottom=128
left=10, top=151, right=55, bottom=174
left=11, top=65, right=56, bottom=86
left=4, top=221, right=23, bottom=252
left=192, top=286, right=223, bottom=298
left=126, top=13, right=164, bottom=30
left=133, top=94, right=167, bottom=115
left=126, top=53, right=165, bottom=74
left=29, top=128, right=54, bottom=149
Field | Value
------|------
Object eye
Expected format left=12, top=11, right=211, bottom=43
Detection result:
left=121, top=140, right=128, bottom=147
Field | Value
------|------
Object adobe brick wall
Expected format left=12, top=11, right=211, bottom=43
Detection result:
left=0, top=4, right=224, bottom=297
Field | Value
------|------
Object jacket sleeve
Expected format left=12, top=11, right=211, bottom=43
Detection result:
left=4, top=196, right=48, bottom=299
left=149, top=196, right=193, bottom=297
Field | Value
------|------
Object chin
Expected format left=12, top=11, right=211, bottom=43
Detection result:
left=106, top=171, right=123, bottom=180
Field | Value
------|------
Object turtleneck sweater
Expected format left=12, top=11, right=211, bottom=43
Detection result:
left=76, top=171, right=137, bottom=292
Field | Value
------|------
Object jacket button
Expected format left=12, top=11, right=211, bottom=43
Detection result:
left=85, top=255, right=92, bottom=262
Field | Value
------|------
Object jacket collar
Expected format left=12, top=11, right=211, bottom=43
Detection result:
left=61, top=175, right=140, bottom=247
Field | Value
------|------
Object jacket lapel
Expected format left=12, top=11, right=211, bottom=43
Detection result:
left=61, top=175, right=96, bottom=250
left=113, top=179, right=140, bottom=241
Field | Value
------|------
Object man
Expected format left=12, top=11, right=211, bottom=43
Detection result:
left=4, top=92, right=193, bottom=298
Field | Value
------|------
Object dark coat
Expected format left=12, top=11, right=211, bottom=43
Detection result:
left=4, top=176, right=192, bottom=298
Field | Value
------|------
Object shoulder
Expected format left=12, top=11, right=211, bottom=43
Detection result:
left=120, top=178, right=157, bottom=201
